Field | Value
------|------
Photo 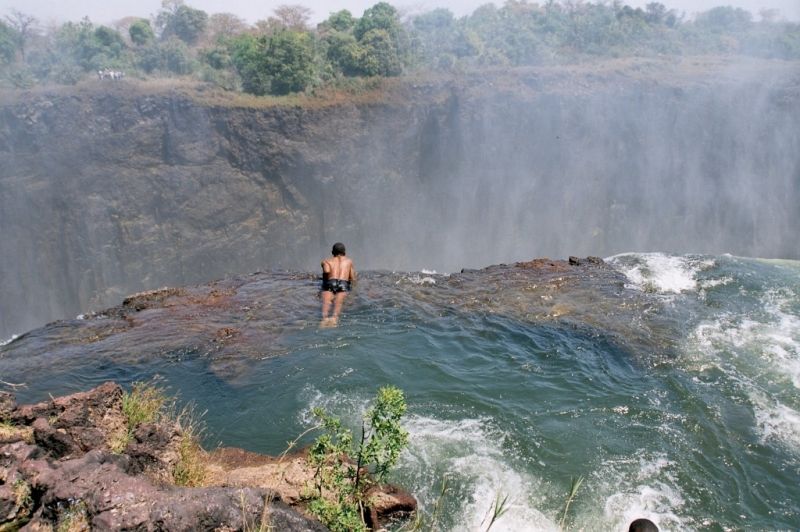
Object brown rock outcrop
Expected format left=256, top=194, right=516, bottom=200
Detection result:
left=0, top=383, right=417, bottom=530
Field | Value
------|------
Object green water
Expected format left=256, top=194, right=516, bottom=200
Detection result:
left=2, top=253, right=799, bottom=530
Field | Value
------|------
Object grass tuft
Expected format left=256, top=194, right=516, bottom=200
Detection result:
left=172, top=407, right=207, bottom=487
left=110, top=381, right=168, bottom=453
left=122, top=381, right=167, bottom=429
left=0, top=420, right=33, bottom=443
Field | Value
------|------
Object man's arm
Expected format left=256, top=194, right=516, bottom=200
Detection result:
left=349, top=263, right=357, bottom=284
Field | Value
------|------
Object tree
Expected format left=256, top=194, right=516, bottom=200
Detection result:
left=695, top=6, right=753, bottom=33
left=229, top=30, right=314, bottom=95
left=358, top=28, right=402, bottom=76
left=207, top=13, right=248, bottom=42
left=157, top=0, right=208, bottom=44
left=55, top=18, right=127, bottom=71
left=323, top=30, right=362, bottom=76
left=94, top=25, right=125, bottom=51
left=410, top=8, right=456, bottom=65
left=271, top=4, right=312, bottom=31
left=113, top=16, right=142, bottom=43
left=0, top=20, right=16, bottom=63
left=229, top=33, right=269, bottom=94
left=4, top=10, right=37, bottom=61
left=412, top=7, right=455, bottom=33
left=321, top=10, right=355, bottom=33
left=262, top=30, right=315, bottom=95
left=354, top=2, right=401, bottom=41
left=129, top=19, right=154, bottom=45
left=137, top=37, right=195, bottom=74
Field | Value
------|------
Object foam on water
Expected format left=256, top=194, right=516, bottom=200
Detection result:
left=686, top=286, right=800, bottom=452
left=397, top=273, right=437, bottom=286
left=574, top=453, right=689, bottom=531
left=750, top=392, right=800, bottom=451
left=690, top=289, right=800, bottom=390
left=298, top=386, right=370, bottom=427
left=399, top=415, right=558, bottom=532
left=761, top=290, right=800, bottom=389
left=0, top=334, right=19, bottom=347
left=608, top=253, right=712, bottom=294
left=299, top=388, right=558, bottom=530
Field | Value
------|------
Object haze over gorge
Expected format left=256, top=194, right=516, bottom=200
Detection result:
left=1, top=56, right=798, bottom=337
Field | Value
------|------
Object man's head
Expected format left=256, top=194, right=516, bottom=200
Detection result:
left=332, top=242, right=346, bottom=257
left=628, top=519, right=658, bottom=532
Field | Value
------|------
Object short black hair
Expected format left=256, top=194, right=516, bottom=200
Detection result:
left=629, top=519, right=658, bottom=532
left=332, top=242, right=346, bottom=256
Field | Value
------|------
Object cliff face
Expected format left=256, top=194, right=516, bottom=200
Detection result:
left=1, top=57, right=799, bottom=337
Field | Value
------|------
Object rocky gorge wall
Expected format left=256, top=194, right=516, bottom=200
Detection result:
left=1, top=57, right=798, bottom=337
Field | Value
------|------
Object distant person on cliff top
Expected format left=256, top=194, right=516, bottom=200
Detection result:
left=320, top=242, right=356, bottom=328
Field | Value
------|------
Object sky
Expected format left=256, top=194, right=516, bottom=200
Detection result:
left=0, top=0, right=797, bottom=27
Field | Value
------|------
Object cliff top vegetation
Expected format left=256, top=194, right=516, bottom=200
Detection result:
left=1, top=54, right=796, bottom=111
left=1, top=0, right=799, bottom=99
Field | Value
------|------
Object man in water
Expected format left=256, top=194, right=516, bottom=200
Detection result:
left=320, top=242, right=356, bottom=327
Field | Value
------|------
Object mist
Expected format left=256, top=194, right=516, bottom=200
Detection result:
left=310, top=62, right=800, bottom=272
left=1, top=1, right=799, bottom=339
left=2, top=57, right=798, bottom=340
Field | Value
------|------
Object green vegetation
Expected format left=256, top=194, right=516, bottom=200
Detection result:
left=481, top=492, right=511, bottom=531
left=114, top=381, right=206, bottom=485
left=306, top=385, right=409, bottom=532
left=111, top=380, right=167, bottom=452
left=121, top=381, right=167, bottom=431
left=1, top=1, right=799, bottom=93
left=172, top=408, right=207, bottom=487
left=0, top=419, right=33, bottom=443
left=0, top=419, right=17, bottom=436
left=11, top=478, right=33, bottom=525
left=559, top=475, right=584, bottom=530
left=129, top=19, right=155, bottom=46
left=12, top=479, right=32, bottom=511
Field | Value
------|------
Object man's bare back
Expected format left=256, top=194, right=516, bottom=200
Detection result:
left=320, top=242, right=356, bottom=327
left=322, top=255, right=355, bottom=283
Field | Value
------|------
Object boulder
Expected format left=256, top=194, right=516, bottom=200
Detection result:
left=32, top=417, right=81, bottom=459
left=365, top=484, right=418, bottom=529
left=125, top=421, right=182, bottom=482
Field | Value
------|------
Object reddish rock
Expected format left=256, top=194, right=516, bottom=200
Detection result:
left=365, top=484, right=418, bottom=529
left=2, top=382, right=419, bottom=530
left=32, top=417, right=81, bottom=459
left=125, top=421, right=182, bottom=482
left=0, top=385, right=332, bottom=531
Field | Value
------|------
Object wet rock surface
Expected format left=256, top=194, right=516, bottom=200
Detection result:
left=0, top=257, right=678, bottom=386
left=0, top=257, right=675, bottom=384
left=0, top=383, right=415, bottom=531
